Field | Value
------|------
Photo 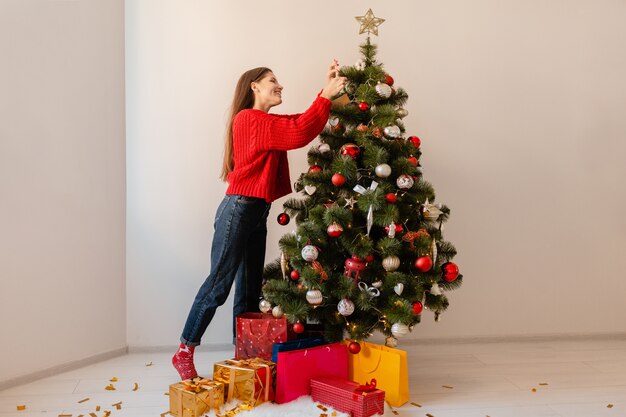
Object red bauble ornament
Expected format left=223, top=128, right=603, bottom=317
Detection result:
left=385, top=193, right=397, bottom=203
left=442, top=262, right=460, bottom=282
left=365, top=254, right=375, bottom=263
left=327, top=222, right=344, bottom=238
left=407, top=156, right=418, bottom=166
left=358, top=102, right=369, bottom=111
left=412, top=301, right=424, bottom=315
left=348, top=341, right=362, bottom=354
left=293, top=322, right=304, bottom=334
left=277, top=212, right=290, bottom=225
left=290, top=270, right=300, bottom=281
left=340, top=143, right=360, bottom=159
left=385, top=74, right=394, bottom=86
left=414, top=256, right=433, bottom=272
left=309, top=165, right=322, bottom=173
left=331, top=173, right=346, bottom=186
left=409, top=136, right=421, bottom=148
left=344, top=255, right=367, bottom=281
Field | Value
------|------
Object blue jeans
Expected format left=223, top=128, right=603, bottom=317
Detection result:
left=180, top=194, right=271, bottom=346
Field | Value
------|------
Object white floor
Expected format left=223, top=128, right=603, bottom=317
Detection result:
left=1, top=338, right=626, bottom=417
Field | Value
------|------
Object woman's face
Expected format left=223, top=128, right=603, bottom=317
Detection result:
left=251, top=72, right=283, bottom=109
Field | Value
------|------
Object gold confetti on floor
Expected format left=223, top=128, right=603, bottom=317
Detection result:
left=103, top=411, right=111, bottom=417
left=316, top=404, right=328, bottom=412
left=331, top=412, right=336, bottom=416
left=95, top=405, right=101, bottom=411
left=442, top=385, right=454, bottom=389
left=164, top=392, right=169, bottom=396
left=112, top=401, right=122, bottom=410
left=531, top=388, right=537, bottom=392
left=89, top=413, right=97, bottom=417
left=410, top=402, right=422, bottom=407
left=426, top=414, right=435, bottom=417
left=58, top=414, right=72, bottom=417
left=320, top=414, right=327, bottom=417
left=109, top=377, right=118, bottom=382
left=160, top=412, right=171, bottom=417
left=133, top=382, right=139, bottom=391
left=146, top=361, right=153, bottom=366
left=539, top=383, right=549, bottom=386
left=78, top=398, right=90, bottom=403
left=16, top=405, right=26, bottom=411
left=104, top=384, right=116, bottom=391
left=391, top=411, right=399, bottom=415
left=608, top=404, right=614, bottom=408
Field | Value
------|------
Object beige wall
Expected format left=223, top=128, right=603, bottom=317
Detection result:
left=127, top=0, right=625, bottom=348
left=0, top=0, right=126, bottom=382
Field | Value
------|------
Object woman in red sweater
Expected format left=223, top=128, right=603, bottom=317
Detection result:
left=173, top=63, right=346, bottom=379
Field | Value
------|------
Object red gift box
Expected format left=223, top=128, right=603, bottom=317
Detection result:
left=311, top=377, right=385, bottom=417
left=236, top=313, right=288, bottom=360
left=275, top=342, right=348, bottom=404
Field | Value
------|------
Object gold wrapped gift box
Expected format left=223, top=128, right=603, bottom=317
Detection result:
left=169, top=378, right=224, bottom=417
left=213, top=358, right=276, bottom=406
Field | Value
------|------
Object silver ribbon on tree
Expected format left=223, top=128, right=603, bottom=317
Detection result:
left=353, top=181, right=378, bottom=235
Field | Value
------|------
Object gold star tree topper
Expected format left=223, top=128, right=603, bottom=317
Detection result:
left=355, top=8, right=385, bottom=36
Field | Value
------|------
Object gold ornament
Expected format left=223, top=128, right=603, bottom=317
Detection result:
left=355, top=9, right=385, bottom=36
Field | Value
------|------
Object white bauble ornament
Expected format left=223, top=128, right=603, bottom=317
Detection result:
left=385, top=336, right=398, bottom=348
left=304, top=185, right=317, bottom=195
left=375, top=163, right=392, bottom=178
left=272, top=305, right=284, bottom=318
left=318, top=143, right=331, bottom=153
left=394, top=283, right=404, bottom=295
left=391, top=322, right=410, bottom=338
left=306, top=289, right=323, bottom=305
left=301, top=245, right=319, bottom=261
left=337, top=298, right=355, bottom=316
left=382, top=255, right=400, bottom=272
left=430, top=283, right=443, bottom=295
left=259, top=299, right=272, bottom=313
left=396, top=174, right=414, bottom=190
left=383, top=125, right=401, bottom=139
left=375, top=82, right=392, bottom=98
left=355, top=59, right=365, bottom=71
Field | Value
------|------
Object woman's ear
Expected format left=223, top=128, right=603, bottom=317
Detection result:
left=250, top=82, right=258, bottom=93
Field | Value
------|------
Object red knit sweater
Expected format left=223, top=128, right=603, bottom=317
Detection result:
left=226, top=94, right=332, bottom=202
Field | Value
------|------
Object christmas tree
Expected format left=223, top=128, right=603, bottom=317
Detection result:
left=261, top=10, right=462, bottom=348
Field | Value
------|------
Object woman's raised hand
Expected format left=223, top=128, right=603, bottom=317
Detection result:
left=321, top=59, right=346, bottom=100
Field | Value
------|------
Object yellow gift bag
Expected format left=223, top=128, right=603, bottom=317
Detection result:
left=346, top=341, right=409, bottom=407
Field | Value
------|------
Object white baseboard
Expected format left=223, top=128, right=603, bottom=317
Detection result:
left=128, top=343, right=234, bottom=353
left=0, top=346, right=128, bottom=392
left=399, top=331, right=626, bottom=345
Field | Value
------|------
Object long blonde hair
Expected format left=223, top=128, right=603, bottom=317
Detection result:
left=221, top=67, right=272, bottom=182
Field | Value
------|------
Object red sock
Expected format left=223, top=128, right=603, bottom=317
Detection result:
left=172, top=343, right=198, bottom=380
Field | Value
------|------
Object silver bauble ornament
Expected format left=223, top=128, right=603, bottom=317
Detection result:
left=375, top=82, right=392, bottom=98
left=345, top=82, right=357, bottom=94
left=422, top=199, right=443, bottom=221
left=337, top=298, right=355, bottom=316
left=306, top=289, right=323, bottom=305
left=272, top=305, right=284, bottom=318
left=396, top=174, right=414, bottom=190
left=391, top=322, right=410, bottom=338
left=375, top=163, right=392, bottom=178
left=385, top=335, right=398, bottom=348
left=301, top=245, right=319, bottom=261
left=304, top=185, right=317, bottom=195
left=382, top=255, right=400, bottom=272
left=259, top=299, right=272, bottom=313
left=394, top=283, right=404, bottom=295
left=383, top=125, right=401, bottom=139
left=318, top=143, right=331, bottom=153
left=396, top=108, right=409, bottom=118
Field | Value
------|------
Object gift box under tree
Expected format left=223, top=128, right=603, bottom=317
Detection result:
left=212, top=358, right=275, bottom=406
left=311, top=377, right=385, bottom=417
left=169, top=378, right=224, bottom=417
